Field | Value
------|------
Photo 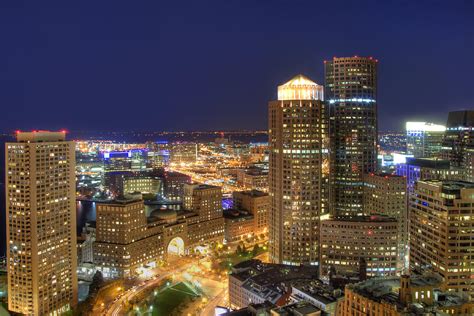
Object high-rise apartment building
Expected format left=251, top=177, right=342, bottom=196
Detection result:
left=442, top=110, right=474, bottom=167
left=410, top=180, right=474, bottom=300
left=325, top=56, right=378, bottom=215
left=268, top=74, right=330, bottom=265
left=363, top=173, right=407, bottom=267
left=5, top=131, right=77, bottom=315
left=406, top=121, right=446, bottom=158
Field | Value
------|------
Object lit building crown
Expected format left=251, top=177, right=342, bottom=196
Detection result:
left=277, top=74, right=323, bottom=101
left=406, top=122, right=446, bottom=132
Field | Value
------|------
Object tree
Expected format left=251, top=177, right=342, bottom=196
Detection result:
left=236, top=245, right=243, bottom=254
left=88, top=270, right=104, bottom=295
left=252, top=244, right=259, bottom=256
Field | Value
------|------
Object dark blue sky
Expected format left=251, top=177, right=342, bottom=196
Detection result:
left=1, top=0, right=473, bottom=132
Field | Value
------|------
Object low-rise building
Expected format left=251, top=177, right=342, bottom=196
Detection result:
left=236, top=167, right=268, bottom=192
left=224, top=209, right=255, bottom=242
left=229, top=260, right=321, bottom=311
left=221, top=301, right=322, bottom=316
left=291, top=280, right=341, bottom=315
left=77, top=222, right=95, bottom=264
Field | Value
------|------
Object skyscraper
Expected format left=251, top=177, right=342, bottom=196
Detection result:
left=269, top=74, right=330, bottom=265
left=406, top=121, right=446, bottom=158
left=5, top=131, right=77, bottom=315
left=325, top=56, right=378, bottom=215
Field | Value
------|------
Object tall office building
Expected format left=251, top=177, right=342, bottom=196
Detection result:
left=5, top=131, right=77, bottom=315
left=442, top=110, right=474, bottom=167
left=325, top=56, right=378, bottom=215
left=406, top=121, right=446, bottom=158
left=268, top=74, right=330, bottom=265
left=410, top=180, right=474, bottom=300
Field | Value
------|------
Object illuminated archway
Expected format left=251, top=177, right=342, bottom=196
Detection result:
left=167, top=237, right=185, bottom=255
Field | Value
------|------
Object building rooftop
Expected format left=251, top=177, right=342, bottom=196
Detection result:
left=325, top=215, right=397, bottom=223
left=96, top=196, right=143, bottom=205
left=405, top=157, right=450, bottom=169
left=223, top=209, right=253, bottom=220
left=236, top=190, right=268, bottom=197
left=15, top=130, right=67, bottom=142
left=271, top=301, right=322, bottom=316
left=292, top=279, right=339, bottom=305
left=185, top=183, right=220, bottom=190
left=367, top=172, right=404, bottom=178
left=348, top=273, right=470, bottom=311
left=420, top=179, right=474, bottom=192
left=230, top=260, right=319, bottom=305
left=277, top=74, right=324, bottom=101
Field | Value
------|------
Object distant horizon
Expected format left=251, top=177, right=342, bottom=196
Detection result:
left=0, top=128, right=412, bottom=136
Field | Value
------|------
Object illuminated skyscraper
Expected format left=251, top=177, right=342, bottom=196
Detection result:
left=268, top=74, right=330, bottom=265
left=5, top=131, right=77, bottom=315
left=406, top=121, right=446, bottom=158
left=325, top=56, right=378, bottom=215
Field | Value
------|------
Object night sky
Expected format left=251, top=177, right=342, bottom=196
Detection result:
left=1, top=1, right=473, bottom=132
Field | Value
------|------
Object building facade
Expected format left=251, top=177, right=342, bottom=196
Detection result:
left=320, top=215, right=399, bottom=278
left=233, top=190, right=269, bottom=236
left=163, top=171, right=192, bottom=202
left=94, top=186, right=225, bottom=278
left=406, top=121, right=446, bottom=158
left=395, top=158, right=464, bottom=198
left=183, top=183, right=225, bottom=245
left=94, top=198, right=165, bottom=278
left=363, top=173, right=407, bottom=267
left=236, top=168, right=269, bottom=192
left=442, top=110, right=474, bottom=167
left=409, top=180, right=474, bottom=300
left=5, top=131, right=77, bottom=315
left=325, top=56, right=378, bottom=215
left=269, top=74, right=330, bottom=265
left=223, top=209, right=255, bottom=243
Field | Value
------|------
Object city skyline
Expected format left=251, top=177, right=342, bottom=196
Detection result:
left=1, top=2, right=473, bottom=315
left=1, top=1, right=473, bottom=132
